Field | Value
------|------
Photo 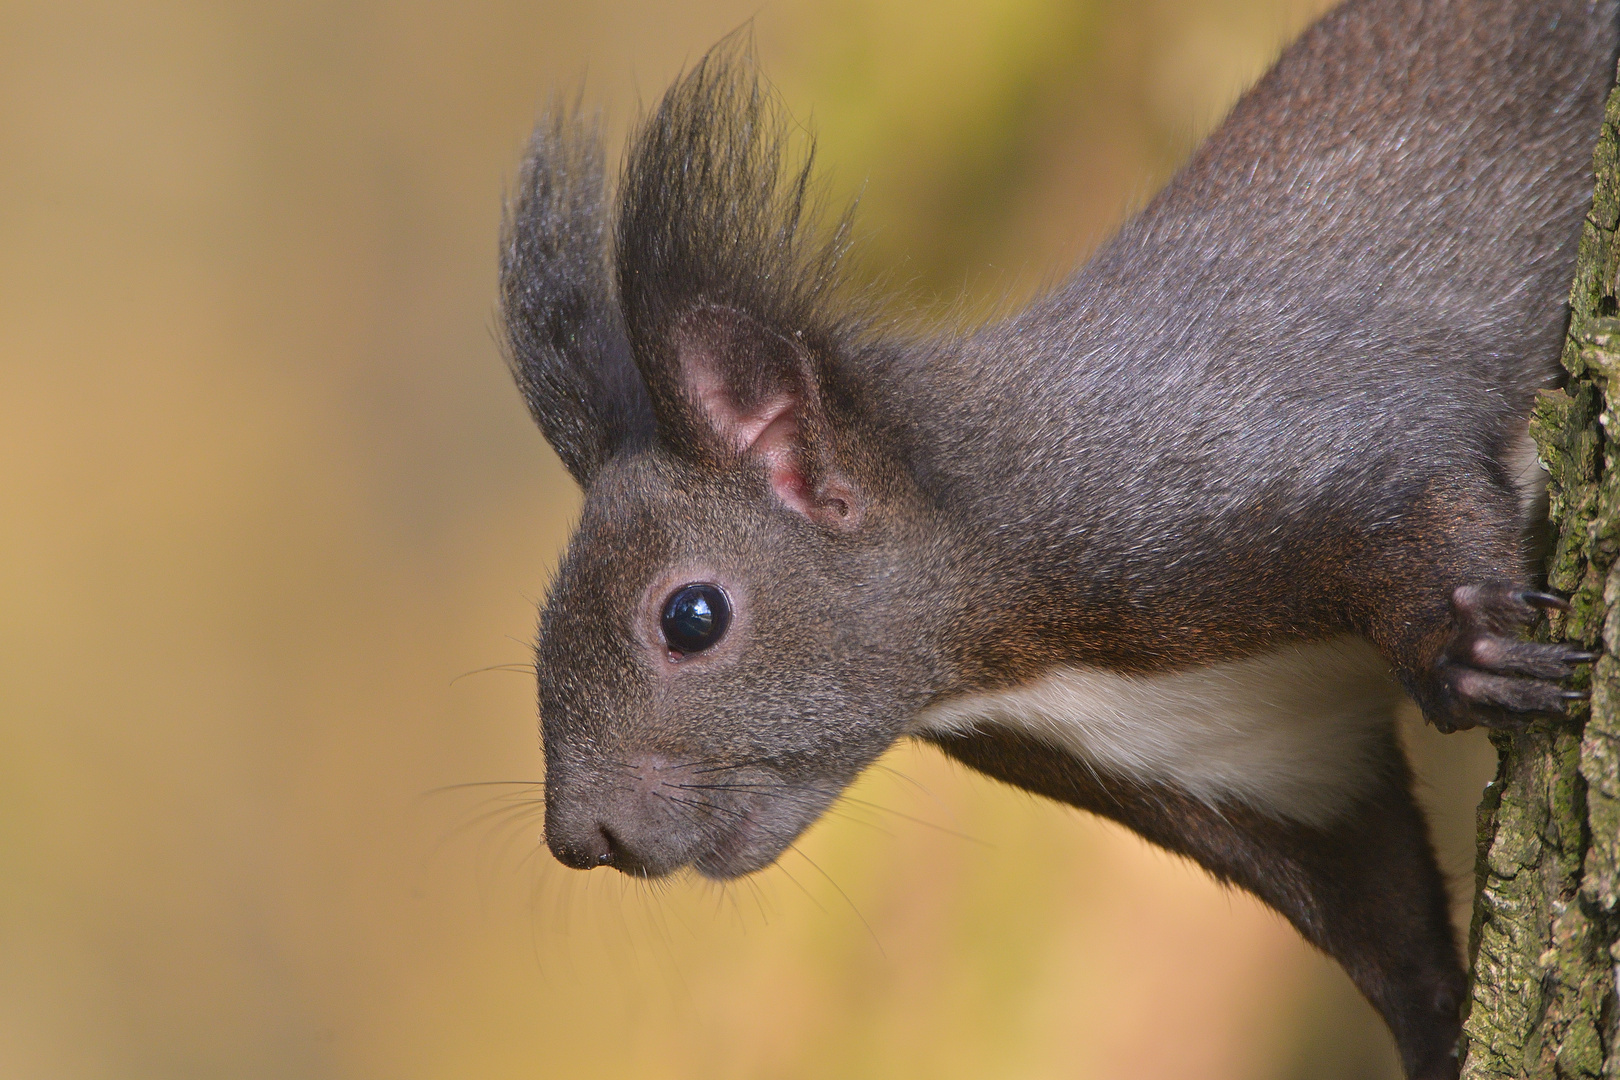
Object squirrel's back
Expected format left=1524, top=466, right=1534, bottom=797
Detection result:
left=899, top=0, right=1619, bottom=569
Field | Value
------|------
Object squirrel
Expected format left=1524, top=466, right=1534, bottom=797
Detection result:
left=497, top=1, right=1618, bottom=1077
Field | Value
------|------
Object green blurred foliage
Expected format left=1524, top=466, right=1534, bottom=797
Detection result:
left=0, top=1, right=1491, bottom=1077
left=784, top=0, right=1101, bottom=285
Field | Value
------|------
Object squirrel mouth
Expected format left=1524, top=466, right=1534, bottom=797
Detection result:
left=689, top=775, right=844, bottom=880
left=545, top=757, right=841, bottom=880
left=691, top=802, right=780, bottom=880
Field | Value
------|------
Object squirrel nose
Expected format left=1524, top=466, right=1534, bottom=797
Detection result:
left=545, top=755, right=689, bottom=873
left=546, top=820, right=620, bottom=869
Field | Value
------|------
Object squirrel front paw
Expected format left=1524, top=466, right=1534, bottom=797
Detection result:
left=1427, top=582, right=1594, bottom=732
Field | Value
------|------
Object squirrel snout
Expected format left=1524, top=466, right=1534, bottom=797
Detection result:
left=544, top=755, right=699, bottom=876
left=543, top=753, right=816, bottom=879
left=546, top=822, right=616, bottom=870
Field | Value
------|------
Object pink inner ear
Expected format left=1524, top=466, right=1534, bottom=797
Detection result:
left=740, top=395, right=815, bottom=514
left=683, top=358, right=814, bottom=514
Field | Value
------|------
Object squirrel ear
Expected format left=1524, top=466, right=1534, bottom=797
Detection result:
left=611, top=42, right=865, bottom=527
left=671, top=306, right=862, bottom=529
left=501, top=107, right=653, bottom=488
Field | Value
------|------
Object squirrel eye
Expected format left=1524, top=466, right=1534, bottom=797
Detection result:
left=661, top=583, right=731, bottom=655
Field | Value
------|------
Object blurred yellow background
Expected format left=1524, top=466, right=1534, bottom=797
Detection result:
left=0, top=1, right=1499, bottom=1077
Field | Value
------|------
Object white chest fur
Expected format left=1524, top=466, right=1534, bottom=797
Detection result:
left=911, top=636, right=1404, bottom=828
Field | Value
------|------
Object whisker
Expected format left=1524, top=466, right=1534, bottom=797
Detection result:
left=768, top=857, right=826, bottom=916
left=661, top=793, right=751, bottom=823
left=517, top=835, right=550, bottom=872
left=788, top=843, right=885, bottom=957
left=833, top=795, right=990, bottom=846
left=668, top=780, right=987, bottom=846
left=688, top=756, right=781, bottom=775
left=424, top=794, right=547, bottom=870
left=417, top=779, right=545, bottom=802
left=491, top=805, right=550, bottom=871
left=449, top=662, right=538, bottom=687
left=870, top=759, right=968, bottom=822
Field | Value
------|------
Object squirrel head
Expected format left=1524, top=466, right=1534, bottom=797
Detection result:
left=502, top=43, right=950, bottom=878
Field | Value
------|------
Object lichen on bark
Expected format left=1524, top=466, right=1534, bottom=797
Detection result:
left=1460, top=85, right=1620, bottom=1080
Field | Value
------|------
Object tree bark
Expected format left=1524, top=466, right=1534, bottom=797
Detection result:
left=1460, top=87, right=1620, bottom=1079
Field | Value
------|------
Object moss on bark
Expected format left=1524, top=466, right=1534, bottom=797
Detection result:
left=1460, top=87, right=1620, bottom=1080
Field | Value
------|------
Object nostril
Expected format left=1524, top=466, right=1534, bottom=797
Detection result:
left=546, top=769, right=680, bottom=875
left=548, top=820, right=618, bottom=870
left=594, top=825, right=619, bottom=867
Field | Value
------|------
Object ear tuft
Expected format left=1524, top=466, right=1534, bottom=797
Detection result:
left=609, top=36, right=874, bottom=529
left=612, top=36, right=859, bottom=428
left=501, top=103, right=653, bottom=487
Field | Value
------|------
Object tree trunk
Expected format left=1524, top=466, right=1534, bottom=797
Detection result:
left=1460, top=87, right=1620, bottom=1079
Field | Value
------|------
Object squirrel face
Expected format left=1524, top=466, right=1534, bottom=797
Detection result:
left=537, top=447, right=937, bottom=878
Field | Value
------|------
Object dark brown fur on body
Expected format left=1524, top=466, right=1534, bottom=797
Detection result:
left=502, top=1, right=1617, bottom=1077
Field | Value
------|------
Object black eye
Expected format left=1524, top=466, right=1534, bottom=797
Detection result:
left=661, top=583, right=731, bottom=655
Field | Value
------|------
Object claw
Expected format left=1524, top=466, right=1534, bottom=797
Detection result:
left=1432, top=583, right=1593, bottom=729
